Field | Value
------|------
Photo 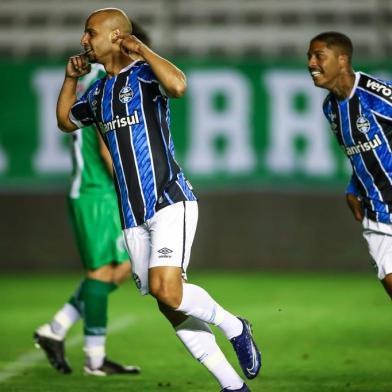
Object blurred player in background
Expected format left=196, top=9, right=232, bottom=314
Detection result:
left=308, top=31, right=392, bottom=299
left=56, top=8, right=261, bottom=392
left=34, top=21, right=150, bottom=377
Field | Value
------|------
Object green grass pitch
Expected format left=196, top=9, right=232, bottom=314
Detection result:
left=1, top=272, right=392, bottom=391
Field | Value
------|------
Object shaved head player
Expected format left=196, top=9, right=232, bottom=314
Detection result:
left=55, top=8, right=261, bottom=392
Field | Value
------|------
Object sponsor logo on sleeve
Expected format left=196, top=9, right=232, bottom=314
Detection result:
left=366, top=79, right=392, bottom=100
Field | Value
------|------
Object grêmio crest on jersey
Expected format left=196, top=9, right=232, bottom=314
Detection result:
left=356, top=115, right=370, bottom=133
left=119, top=86, right=133, bottom=103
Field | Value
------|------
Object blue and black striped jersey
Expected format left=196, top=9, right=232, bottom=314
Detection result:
left=70, top=60, right=196, bottom=229
left=323, top=71, right=392, bottom=223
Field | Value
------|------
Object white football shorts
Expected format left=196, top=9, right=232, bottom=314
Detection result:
left=362, top=217, right=392, bottom=280
left=123, top=201, right=198, bottom=295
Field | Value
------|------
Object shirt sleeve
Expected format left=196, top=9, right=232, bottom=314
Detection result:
left=139, top=62, right=168, bottom=98
left=70, top=93, right=95, bottom=129
left=322, top=94, right=332, bottom=121
left=359, top=74, right=392, bottom=119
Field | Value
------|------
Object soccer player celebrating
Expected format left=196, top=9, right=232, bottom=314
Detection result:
left=56, top=8, right=261, bottom=391
left=34, top=22, right=151, bottom=377
left=308, top=31, right=392, bottom=299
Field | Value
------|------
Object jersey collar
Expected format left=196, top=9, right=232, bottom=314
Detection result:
left=119, top=60, right=144, bottom=74
left=347, top=71, right=361, bottom=100
left=335, top=71, right=360, bottom=104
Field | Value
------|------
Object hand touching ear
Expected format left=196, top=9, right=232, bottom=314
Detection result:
left=116, top=34, right=145, bottom=58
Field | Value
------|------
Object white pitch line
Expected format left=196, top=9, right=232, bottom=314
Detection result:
left=0, top=316, right=136, bottom=383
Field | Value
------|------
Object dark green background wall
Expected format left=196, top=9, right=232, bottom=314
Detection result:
left=0, top=191, right=368, bottom=272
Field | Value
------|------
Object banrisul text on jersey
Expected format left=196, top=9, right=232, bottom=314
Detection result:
left=69, top=60, right=197, bottom=229
left=323, top=72, right=392, bottom=223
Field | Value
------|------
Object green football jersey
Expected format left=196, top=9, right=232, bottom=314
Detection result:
left=69, top=65, right=114, bottom=198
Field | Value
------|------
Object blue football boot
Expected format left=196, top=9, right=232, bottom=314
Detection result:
left=221, top=383, right=250, bottom=391
left=230, top=317, right=261, bottom=379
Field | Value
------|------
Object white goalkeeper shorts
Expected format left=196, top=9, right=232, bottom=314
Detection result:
left=362, top=217, right=392, bottom=280
left=123, top=201, right=198, bottom=295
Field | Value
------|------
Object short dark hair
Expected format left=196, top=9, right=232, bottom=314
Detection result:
left=310, top=31, right=353, bottom=62
left=131, top=20, right=151, bottom=47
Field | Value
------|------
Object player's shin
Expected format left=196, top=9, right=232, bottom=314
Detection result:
left=35, top=281, right=84, bottom=341
left=175, top=317, right=244, bottom=390
left=50, top=302, right=81, bottom=339
left=81, top=278, right=117, bottom=369
left=42, top=279, right=85, bottom=338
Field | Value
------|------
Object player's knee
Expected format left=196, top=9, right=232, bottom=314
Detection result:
left=382, top=273, right=392, bottom=300
left=87, top=264, right=113, bottom=281
left=112, top=262, right=132, bottom=285
left=149, top=283, right=182, bottom=309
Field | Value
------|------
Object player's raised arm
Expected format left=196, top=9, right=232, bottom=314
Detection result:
left=118, top=34, right=186, bottom=98
left=57, top=54, right=91, bottom=132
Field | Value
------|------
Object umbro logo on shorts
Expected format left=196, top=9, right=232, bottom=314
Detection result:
left=158, top=247, right=173, bottom=258
left=158, top=247, right=173, bottom=255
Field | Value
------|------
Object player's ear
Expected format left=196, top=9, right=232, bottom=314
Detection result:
left=338, top=53, right=349, bottom=67
left=111, top=29, right=121, bottom=43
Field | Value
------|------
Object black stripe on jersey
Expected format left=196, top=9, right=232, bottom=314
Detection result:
left=93, top=79, right=106, bottom=124
left=350, top=167, right=370, bottom=208
left=352, top=171, right=368, bottom=199
left=373, top=114, right=392, bottom=150
left=91, top=79, right=109, bottom=147
left=159, top=99, right=188, bottom=203
left=140, top=81, right=172, bottom=195
left=366, top=209, right=378, bottom=221
left=329, top=98, right=344, bottom=146
left=159, top=98, right=181, bottom=176
left=348, top=97, right=392, bottom=203
left=112, top=72, right=145, bottom=225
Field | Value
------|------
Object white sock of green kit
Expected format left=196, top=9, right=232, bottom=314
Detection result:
left=175, top=317, right=244, bottom=390
left=50, top=303, right=81, bottom=339
left=84, top=335, right=106, bottom=369
left=176, top=283, right=243, bottom=339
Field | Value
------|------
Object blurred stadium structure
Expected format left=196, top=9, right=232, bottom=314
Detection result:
left=0, top=0, right=391, bottom=59
left=0, top=0, right=382, bottom=271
